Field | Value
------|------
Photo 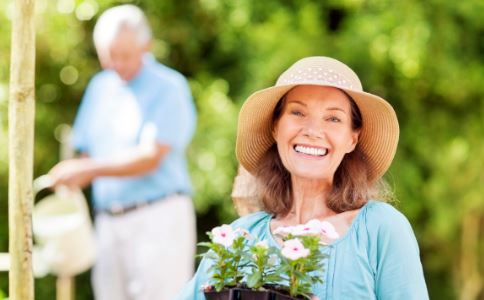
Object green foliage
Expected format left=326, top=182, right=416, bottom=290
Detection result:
left=246, top=242, right=282, bottom=290
left=277, top=235, right=326, bottom=299
left=199, top=229, right=246, bottom=291
left=0, top=0, right=483, bottom=299
left=201, top=224, right=327, bottom=299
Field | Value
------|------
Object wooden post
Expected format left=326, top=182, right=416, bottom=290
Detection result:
left=56, top=126, right=75, bottom=300
left=458, top=212, right=483, bottom=300
left=8, top=0, right=36, bottom=299
left=57, top=277, right=74, bottom=300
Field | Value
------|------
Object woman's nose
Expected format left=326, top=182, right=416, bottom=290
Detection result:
left=302, top=118, right=324, bottom=139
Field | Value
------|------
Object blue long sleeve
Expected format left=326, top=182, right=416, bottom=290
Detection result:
left=367, top=203, right=429, bottom=299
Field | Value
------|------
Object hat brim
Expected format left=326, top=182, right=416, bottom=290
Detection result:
left=236, top=83, right=399, bottom=182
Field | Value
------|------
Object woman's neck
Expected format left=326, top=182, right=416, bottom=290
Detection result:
left=283, top=177, right=336, bottom=224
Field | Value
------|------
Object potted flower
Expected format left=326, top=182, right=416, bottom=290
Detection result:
left=199, top=219, right=338, bottom=300
left=271, top=235, right=325, bottom=299
left=240, top=240, right=283, bottom=300
left=199, top=224, right=248, bottom=299
left=271, top=220, right=338, bottom=299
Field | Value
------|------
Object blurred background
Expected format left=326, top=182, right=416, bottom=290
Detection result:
left=0, top=0, right=483, bottom=299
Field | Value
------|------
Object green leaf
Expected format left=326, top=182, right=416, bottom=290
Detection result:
left=247, top=271, right=262, bottom=288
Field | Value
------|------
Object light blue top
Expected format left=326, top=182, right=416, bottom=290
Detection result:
left=176, top=201, right=428, bottom=300
left=72, top=54, right=196, bottom=210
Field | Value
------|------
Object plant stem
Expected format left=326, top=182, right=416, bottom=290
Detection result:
left=290, top=264, right=297, bottom=296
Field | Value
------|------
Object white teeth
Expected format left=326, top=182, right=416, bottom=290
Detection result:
left=294, top=145, right=328, bottom=156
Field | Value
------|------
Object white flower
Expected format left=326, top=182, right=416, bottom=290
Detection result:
left=299, top=219, right=340, bottom=240
left=267, top=254, right=279, bottom=266
left=273, top=225, right=293, bottom=237
left=256, top=240, right=268, bottom=249
left=274, top=219, right=340, bottom=246
left=318, top=220, right=339, bottom=239
left=291, top=221, right=320, bottom=236
left=211, top=224, right=236, bottom=247
left=281, top=238, right=310, bottom=260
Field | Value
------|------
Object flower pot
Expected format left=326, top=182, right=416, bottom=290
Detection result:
left=204, top=288, right=239, bottom=300
left=271, top=290, right=302, bottom=300
left=204, top=288, right=274, bottom=300
left=239, top=289, right=271, bottom=300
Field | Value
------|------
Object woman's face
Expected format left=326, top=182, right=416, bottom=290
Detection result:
left=273, top=85, right=360, bottom=183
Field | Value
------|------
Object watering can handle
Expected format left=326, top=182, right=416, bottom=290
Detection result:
left=33, top=175, right=79, bottom=199
left=33, top=175, right=86, bottom=211
left=33, top=175, right=55, bottom=198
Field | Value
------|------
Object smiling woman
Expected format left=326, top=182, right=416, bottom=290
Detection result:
left=274, top=86, right=359, bottom=180
left=266, top=85, right=363, bottom=215
left=177, top=56, right=428, bottom=300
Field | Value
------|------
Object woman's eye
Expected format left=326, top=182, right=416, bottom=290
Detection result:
left=291, top=110, right=304, bottom=117
left=327, top=116, right=341, bottom=122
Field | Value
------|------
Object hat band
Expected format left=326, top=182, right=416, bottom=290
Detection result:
left=278, top=67, right=356, bottom=89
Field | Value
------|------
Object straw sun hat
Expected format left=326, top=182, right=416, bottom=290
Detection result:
left=236, top=56, right=399, bottom=183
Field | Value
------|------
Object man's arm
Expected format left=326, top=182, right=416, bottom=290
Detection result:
left=48, top=142, right=170, bottom=188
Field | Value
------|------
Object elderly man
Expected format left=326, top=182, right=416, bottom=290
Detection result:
left=48, top=5, right=197, bottom=300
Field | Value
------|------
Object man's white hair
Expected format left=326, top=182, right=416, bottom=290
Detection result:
left=93, top=4, right=152, bottom=52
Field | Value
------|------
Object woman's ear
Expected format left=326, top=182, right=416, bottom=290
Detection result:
left=346, top=129, right=360, bottom=153
left=271, top=122, right=279, bottom=140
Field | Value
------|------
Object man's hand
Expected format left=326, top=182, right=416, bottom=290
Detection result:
left=48, top=142, right=169, bottom=189
left=48, top=158, right=96, bottom=189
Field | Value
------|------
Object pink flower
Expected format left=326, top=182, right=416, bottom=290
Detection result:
left=291, top=222, right=320, bottom=236
left=273, top=225, right=293, bottom=237
left=318, top=221, right=339, bottom=239
left=211, top=224, right=236, bottom=247
left=281, top=238, right=310, bottom=260
left=301, top=219, right=340, bottom=240
left=267, top=254, right=279, bottom=266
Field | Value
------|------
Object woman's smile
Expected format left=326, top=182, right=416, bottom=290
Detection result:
left=293, top=144, right=328, bottom=157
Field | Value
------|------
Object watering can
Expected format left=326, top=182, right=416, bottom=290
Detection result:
left=32, top=175, right=96, bottom=277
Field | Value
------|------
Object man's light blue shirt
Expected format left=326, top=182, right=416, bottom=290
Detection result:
left=176, top=201, right=429, bottom=300
left=72, top=55, right=196, bottom=210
